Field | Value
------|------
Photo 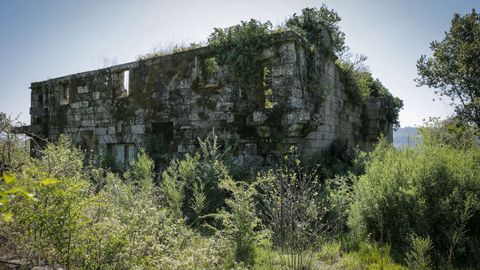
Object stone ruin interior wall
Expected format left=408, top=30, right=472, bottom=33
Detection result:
left=27, top=31, right=391, bottom=169
left=290, top=40, right=392, bottom=156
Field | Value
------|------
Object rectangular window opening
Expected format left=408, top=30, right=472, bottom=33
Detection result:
left=151, top=122, right=174, bottom=151
left=106, top=143, right=136, bottom=171
left=37, top=94, right=43, bottom=108
left=60, top=82, right=70, bottom=105
left=123, top=70, right=130, bottom=95
left=63, top=87, right=69, bottom=101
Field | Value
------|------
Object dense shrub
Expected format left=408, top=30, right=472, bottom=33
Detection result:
left=419, top=117, right=479, bottom=149
left=307, top=139, right=367, bottom=180
left=405, top=235, right=432, bottom=270
left=255, top=147, right=336, bottom=269
left=1, top=136, right=93, bottom=268
left=212, top=175, right=259, bottom=266
left=161, top=132, right=231, bottom=229
left=0, top=136, right=237, bottom=269
left=349, top=139, right=480, bottom=267
left=2, top=127, right=479, bottom=269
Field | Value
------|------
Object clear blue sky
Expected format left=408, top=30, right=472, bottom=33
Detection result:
left=1, top=0, right=478, bottom=127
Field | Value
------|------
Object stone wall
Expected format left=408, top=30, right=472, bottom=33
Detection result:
left=26, top=31, right=392, bottom=169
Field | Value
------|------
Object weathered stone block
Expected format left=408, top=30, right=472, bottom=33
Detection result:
left=82, top=119, right=94, bottom=127
left=131, top=125, right=145, bottom=134
left=253, top=111, right=268, bottom=124
left=243, top=143, right=257, bottom=155
left=256, top=126, right=271, bottom=138
left=288, top=124, right=302, bottom=137
left=77, top=85, right=89, bottom=94
left=95, top=127, right=108, bottom=135
left=71, top=101, right=89, bottom=109
left=290, top=96, right=303, bottom=108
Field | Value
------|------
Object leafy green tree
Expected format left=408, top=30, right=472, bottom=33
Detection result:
left=286, top=5, right=346, bottom=56
left=3, top=137, right=91, bottom=269
left=0, top=113, right=30, bottom=172
left=419, top=117, right=479, bottom=149
left=0, top=173, right=33, bottom=222
left=405, top=235, right=432, bottom=270
left=416, top=9, right=480, bottom=129
left=348, top=138, right=480, bottom=267
left=124, top=148, right=155, bottom=193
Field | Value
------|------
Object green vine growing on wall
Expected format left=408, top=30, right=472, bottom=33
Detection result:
left=208, top=19, right=273, bottom=93
left=207, top=7, right=403, bottom=131
left=337, top=61, right=404, bottom=130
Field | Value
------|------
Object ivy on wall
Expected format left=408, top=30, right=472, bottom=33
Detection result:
left=337, top=61, right=404, bottom=130
left=207, top=7, right=403, bottom=131
left=208, top=19, right=273, bottom=93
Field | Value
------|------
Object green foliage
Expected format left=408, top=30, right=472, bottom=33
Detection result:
left=339, top=242, right=407, bottom=270
left=2, top=125, right=479, bottom=269
left=161, top=155, right=192, bottom=218
left=40, top=135, right=84, bottom=179
left=123, top=148, right=155, bottom=193
left=419, top=117, right=479, bottom=149
left=416, top=9, right=480, bottom=129
left=208, top=19, right=272, bottom=91
left=0, top=136, right=237, bottom=269
left=405, top=235, right=432, bottom=270
left=286, top=5, right=346, bottom=56
left=0, top=112, right=31, bottom=172
left=204, top=57, right=220, bottom=80
left=213, top=176, right=259, bottom=266
left=255, top=147, right=334, bottom=269
left=2, top=138, right=91, bottom=268
left=337, top=61, right=404, bottom=130
left=206, top=6, right=402, bottom=129
left=263, top=65, right=273, bottom=109
left=161, top=131, right=231, bottom=229
left=348, top=138, right=480, bottom=267
left=0, top=173, right=33, bottom=222
left=326, top=174, right=357, bottom=237
left=308, top=139, right=367, bottom=179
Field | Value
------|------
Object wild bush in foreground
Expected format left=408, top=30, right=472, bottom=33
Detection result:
left=255, top=147, right=335, bottom=269
left=349, top=139, right=480, bottom=267
left=213, top=175, right=260, bottom=266
left=161, top=131, right=231, bottom=229
left=405, top=235, right=432, bottom=270
left=1, top=136, right=91, bottom=268
left=0, top=138, right=236, bottom=269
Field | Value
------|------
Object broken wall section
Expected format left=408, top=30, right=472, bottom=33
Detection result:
left=26, top=31, right=392, bottom=169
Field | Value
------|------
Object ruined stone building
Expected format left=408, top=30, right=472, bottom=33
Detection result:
left=23, top=31, right=393, bottom=169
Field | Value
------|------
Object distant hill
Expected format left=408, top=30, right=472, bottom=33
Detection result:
left=393, top=127, right=420, bottom=148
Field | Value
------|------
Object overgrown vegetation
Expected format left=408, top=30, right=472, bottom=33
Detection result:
left=285, top=5, right=346, bottom=56
left=2, top=5, right=479, bottom=270
left=1, top=118, right=479, bottom=269
left=416, top=9, right=480, bottom=130
left=349, top=134, right=480, bottom=268
left=208, top=19, right=273, bottom=93
left=337, top=61, right=404, bottom=130
left=207, top=6, right=402, bottom=129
